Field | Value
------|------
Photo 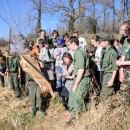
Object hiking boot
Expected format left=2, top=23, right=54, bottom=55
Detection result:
left=66, top=117, right=76, bottom=126
left=40, top=109, right=46, bottom=116
left=16, top=97, right=21, bottom=102
left=31, top=109, right=36, bottom=117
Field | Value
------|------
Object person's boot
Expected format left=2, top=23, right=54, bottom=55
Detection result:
left=40, top=109, right=46, bottom=116
left=31, top=109, right=36, bottom=117
left=66, top=117, right=76, bottom=126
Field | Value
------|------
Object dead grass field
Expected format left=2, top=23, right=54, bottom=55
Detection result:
left=0, top=85, right=130, bottom=130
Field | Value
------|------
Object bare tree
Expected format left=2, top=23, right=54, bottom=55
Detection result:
left=123, top=0, right=130, bottom=19
left=28, top=0, right=42, bottom=33
left=45, top=0, right=86, bottom=32
left=84, top=0, right=100, bottom=34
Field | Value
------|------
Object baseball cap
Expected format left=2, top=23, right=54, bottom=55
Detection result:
left=57, top=38, right=64, bottom=45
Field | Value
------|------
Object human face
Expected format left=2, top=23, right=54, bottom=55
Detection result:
left=66, top=41, right=75, bottom=51
left=53, top=33, right=57, bottom=38
left=120, top=25, right=127, bottom=36
left=87, top=51, right=94, bottom=57
left=63, top=57, right=70, bottom=65
left=19, top=35, right=22, bottom=40
left=100, top=40, right=108, bottom=48
left=39, top=43, right=44, bottom=49
left=113, top=40, right=119, bottom=47
left=57, top=43, right=64, bottom=48
left=41, top=31, right=46, bottom=37
left=64, top=36, right=69, bottom=42
left=72, top=32, right=78, bottom=37
left=91, top=39, right=99, bottom=47
left=44, top=43, right=49, bottom=49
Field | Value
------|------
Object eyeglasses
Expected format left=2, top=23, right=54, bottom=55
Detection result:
left=67, top=43, right=71, bottom=46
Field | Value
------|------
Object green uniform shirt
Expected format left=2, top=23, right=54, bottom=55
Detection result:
left=26, top=73, right=34, bottom=82
left=73, top=46, right=90, bottom=76
left=8, top=57, right=20, bottom=72
left=22, top=38, right=29, bottom=46
left=100, top=45, right=118, bottom=73
left=121, top=38, right=130, bottom=56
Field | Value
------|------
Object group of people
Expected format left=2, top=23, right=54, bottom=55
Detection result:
left=0, top=20, right=130, bottom=125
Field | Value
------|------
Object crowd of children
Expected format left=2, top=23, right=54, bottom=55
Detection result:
left=0, top=20, right=130, bottom=125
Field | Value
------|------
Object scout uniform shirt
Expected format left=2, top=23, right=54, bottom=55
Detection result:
left=100, top=45, right=118, bottom=101
left=8, top=56, right=20, bottom=72
left=68, top=46, right=90, bottom=117
left=100, top=45, right=118, bottom=73
left=120, top=38, right=130, bottom=101
left=121, top=38, right=130, bottom=57
left=73, top=46, right=90, bottom=76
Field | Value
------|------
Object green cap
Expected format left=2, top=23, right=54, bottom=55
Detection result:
left=99, top=32, right=115, bottom=41
left=86, top=45, right=95, bottom=52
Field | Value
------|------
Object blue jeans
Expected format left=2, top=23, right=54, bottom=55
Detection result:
left=55, top=66, right=65, bottom=93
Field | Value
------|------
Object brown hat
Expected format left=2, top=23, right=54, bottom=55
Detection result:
left=86, top=45, right=95, bottom=52
left=99, top=32, right=115, bottom=41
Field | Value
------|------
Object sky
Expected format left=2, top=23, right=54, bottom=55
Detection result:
left=0, top=0, right=120, bottom=40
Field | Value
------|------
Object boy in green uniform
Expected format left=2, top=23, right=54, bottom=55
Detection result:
left=66, top=36, right=90, bottom=125
left=19, top=34, right=29, bottom=47
left=26, top=74, right=46, bottom=117
left=99, top=32, right=118, bottom=101
left=7, top=54, right=21, bottom=99
left=86, top=45, right=96, bottom=71
left=86, top=46, right=99, bottom=95
left=116, top=26, right=130, bottom=104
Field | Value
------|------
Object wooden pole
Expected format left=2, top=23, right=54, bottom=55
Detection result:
left=8, top=27, right=12, bottom=52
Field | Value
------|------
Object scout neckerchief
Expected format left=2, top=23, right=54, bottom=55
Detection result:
left=125, top=49, right=130, bottom=61
left=9, top=58, right=15, bottom=69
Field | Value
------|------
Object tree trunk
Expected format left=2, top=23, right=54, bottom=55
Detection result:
left=35, top=0, right=41, bottom=33
left=68, top=17, right=75, bottom=32
left=120, top=0, right=124, bottom=24
left=112, top=0, right=115, bottom=31
left=103, top=5, right=106, bottom=32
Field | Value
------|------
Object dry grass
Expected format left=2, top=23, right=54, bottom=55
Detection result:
left=81, top=33, right=121, bottom=45
left=0, top=85, right=130, bottom=130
